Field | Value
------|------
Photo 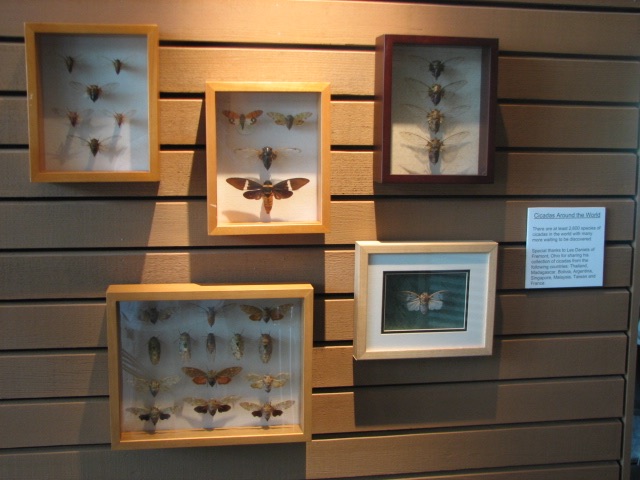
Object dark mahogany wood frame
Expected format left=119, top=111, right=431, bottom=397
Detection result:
left=373, top=34, right=498, bottom=184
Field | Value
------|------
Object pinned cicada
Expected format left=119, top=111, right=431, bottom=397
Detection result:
left=182, top=366, right=242, bottom=387
left=128, top=375, right=180, bottom=397
left=184, top=395, right=240, bottom=417
left=70, top=81, right=118, bottom=103
left=266, top=111, right=313, bottom=130
left=258, top=333, right=274, bottom=363
left=239, top=304, right=293, bottom=323
left=68, top=135, right=119, bottom=157
left=400, top=131, right=469, bottom=165
left=189, top=301, right=234, bottom=327
left=408, top=55, right=464, bottom=80
left=230, top=333, right=245, bottom=360
left=234, top=146, right=301, bottom=170
left=400, top=290, right=447, bottom=315
left=240, top=400, right=295, bottom=421
left=126, top=405, right=177, bottom=425
left=403, top=104, right=470, bottom=134
left=225, top=177, right=309, bottom=214
left=178, top=331, right=192, bottom=362
left=246, top=373, right=289, bottom=393
left=405, top=78, right=467, bottom=106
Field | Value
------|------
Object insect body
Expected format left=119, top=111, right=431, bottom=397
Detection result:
left=267, top=112, right=313, bottom=130
left=222, top=110, right=263, bottom=130
left=178, top=332, right=192, bottom=362
left=184, top=396, right=240, bottom=416
left=182, top=366, right=242, bottom=387
left=401, top=290, right=447, bottom=315
left=206, top=333, right=217, bottom=361
left=246, top=373, right=289, bottom=393
left=409, top=56, right=464, bottom=80
left=230, top=333, right=245, bottom=360
left=54, top=108, right=90, bottom=128
left=126, top=405, right=176, bottom=425
left=234, top=146, right=301, bottom=170
left=59, top=54, right=76, bottom=73
left=240, top=400, right=295, bottom=421
left=226, top=178, right=309, bottom=214
left=128, top=375, right=181, bottom=397
left=400, top=131, right=469, bottom=165
left=148, top=336, right=161, bottom=365
left=190, top=302, right=233, bottom=327
left=240, top=304, right=293, bottom=323
left=259, top=333, right=274, bottom=363
left=405, top=78, right=467, bottom=106
left=69, top=135, right=118, bottom=157
left=108, top=57, right=125, bottom=74
left=70, top=81, right=117, bottom=102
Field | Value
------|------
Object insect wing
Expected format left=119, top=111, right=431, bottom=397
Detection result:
left=401, top=291, right=422, bottom=312
left=182, top=367, right=209, bottom=385
left=267, top=112, right=290, bottom=128
left=428, top=290, right=446, bottom=311
left=269, top=303, right=293, bottom=321
left=222, top=110, right=240, bottom=124
left=240, top=402, right=263, bottom=417
left=214, top=366, right=243, bottom=385
left=240, top=304, right=266, bottom=322
left=273, top=400, right=295, bottom=417
left=272, top=178, right=309, bottom=200
left=226, top=178, right=263, bottom=197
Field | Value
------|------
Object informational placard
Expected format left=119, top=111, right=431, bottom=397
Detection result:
left=525, top=207, right=605, bottom=289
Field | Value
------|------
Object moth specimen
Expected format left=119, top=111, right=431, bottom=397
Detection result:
left=190, top=302, right=233, bottom=327
left=70, top=81, right=118, bottom=102
left=246, top=373, right=289, bottom=393
left=178, top=331, right=192, bottom=362
left=409, top=55, right=464, bottom=80
left=184, top=395, right=240, bottom=417
left=234, top=146, right=301, bottom=170
left=126, top=405, right=176, bottom=425
left=258, top=333, right=274, bottom=363
left=401, top=290, right=447, bottom=314
left=222, top=109, right=263, bottom=130
left=239, top=304, right=293, bottom=323
left=182, top=366, right=242, bottom=387
left=400, top=131, right=469, bottom=165
left=240, top=400, right=295, bottom=421
left=128, top=374, right=181, bottom=397
left=405, top=78, right=467, bottom=106
left=137, top=306, right=174, bottom=325
left=267, top=111, right=313, bottom=130
left=148, top=336, right=161, bottom=365
left=230, top=333, right=245, bottom=360
left=225, top=178, right=310, bottom=214
left=69, top=135, right=118, bottom=157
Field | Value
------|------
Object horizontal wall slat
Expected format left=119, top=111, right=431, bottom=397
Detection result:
left=2, top=97, right=638, bottom=149
left=306, top=421, right=621, bottom=478
left=0, top=288, right=627, bottom=350
left=313, top=334, right=627, bottom=388
left=0, top=334, right=626, bottom=398
left=3, top=43, right=639, bottom=102
left=0, top=0, right=638, bottom=56
left=0, top=198, right=633, bottom=249
left=1, top=150, right=636, bottom=198
left=0, top=377, right=623, bottom=448
left=0, top=245, right=631, bottom=300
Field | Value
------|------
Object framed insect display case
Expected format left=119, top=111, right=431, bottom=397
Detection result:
left=374, top=35, right=498, bottom=184
left=353, top=241, right=497, bottom=360
left=205, top=81, right=331, bottom=235
left=24, top=23, right=159, bottom=182
left=106, top=283, right=313, bottom=450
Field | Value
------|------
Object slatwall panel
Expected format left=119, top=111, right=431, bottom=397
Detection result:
left=0, top=1, right=638, bottom=479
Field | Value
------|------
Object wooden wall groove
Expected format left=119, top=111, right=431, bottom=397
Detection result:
left=0, top=0, right=638, bottom=478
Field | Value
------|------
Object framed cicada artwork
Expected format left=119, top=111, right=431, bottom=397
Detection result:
left=24, top=23, right=159, bottom=182
left=374, top=34, right=498, bottom=184
left=205, top=81, right=331, bottom=235
left=106, top=283, right=313, bottom=449
left=353, top=241, right=498, bottom=360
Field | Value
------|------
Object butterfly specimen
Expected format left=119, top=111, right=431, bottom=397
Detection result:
left=267, top=112, right=313, bottom=130
left=182, top=366, right=242, bottom=387
left=126, top=405, right=177, bottom=425
left=400, top=131, right=469, bottom=165
left=222, top=109, right=263, bottom=130
left=234, top=146, right=301, bottom=170
left=239, top=304, right=293, bottom=323
left=225, top=177, right=309, bottom=214
left=401, top=290, right=447, bottom=315
left=70, top=81, right=118, bottom=102
left=246, top=373, right=290, bottom=393
left=128, top=375, right=181, bottom=397
left=184, top=396, right=240, bottom=417
left=240, top=400, right=295, bottom=421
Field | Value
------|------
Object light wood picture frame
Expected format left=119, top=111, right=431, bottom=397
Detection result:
left=107, top=283, right=313, bottom=450
left=354, top=241, right=498, bottom=360
left=374, top=34, right=498, bottom=184
left=206, top=82, right=331, bottom=235
left=24, top=23, right=159, bottom=182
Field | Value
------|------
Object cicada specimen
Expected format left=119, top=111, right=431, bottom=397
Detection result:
left=178, top=331, right=192, bottom=362
left=222, top=109, right=263, bottom=131
left=59, top=54, right=76, bottom=73
left=206, top=333, right=217, bottom=361
left=230, top=333, right=245, bottom=360
left=400, top=290, right=447, bottom=315
left=53, top=108, right=91, bottom=128
left=103, top=109, right=135, bottom=128
left=126, top=405, right=176, bottom=425
left=234, top=146, right=301, bottom=170
left=267, top=111, right=313, bottom=130
left=240, top=400, right=295, bottom=421
left=258, top=333, right=274, bottom=363
left=246, top=373, right=289, bottom=393
left=225, top=177, right=309, bottom=214
left=400, top=131, right=469, bottom=165
left=405, top=78, right=467, bottom=106
left=68, top=135, right=119, bottom=157
left=239, top=304, right=293, bottom=323
left=182, top=366, right=242, bottom=387
left=148, top=336, right=161, bottom=365
left=70, top=81, right=118, bottom=102
left=190, top=302, right=234, bottom=327
left=137, top=306, right=174, bottom=325
left=409, top=55, right=464, bottom=80
left=404, top=104, right=471, bottom=134
left=128, top=375, right=181, bottom=397
left=184, top=395, right=240, bottom=417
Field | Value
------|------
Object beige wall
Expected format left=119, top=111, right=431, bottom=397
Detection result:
left=0, top=1, right=639, bottom=478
